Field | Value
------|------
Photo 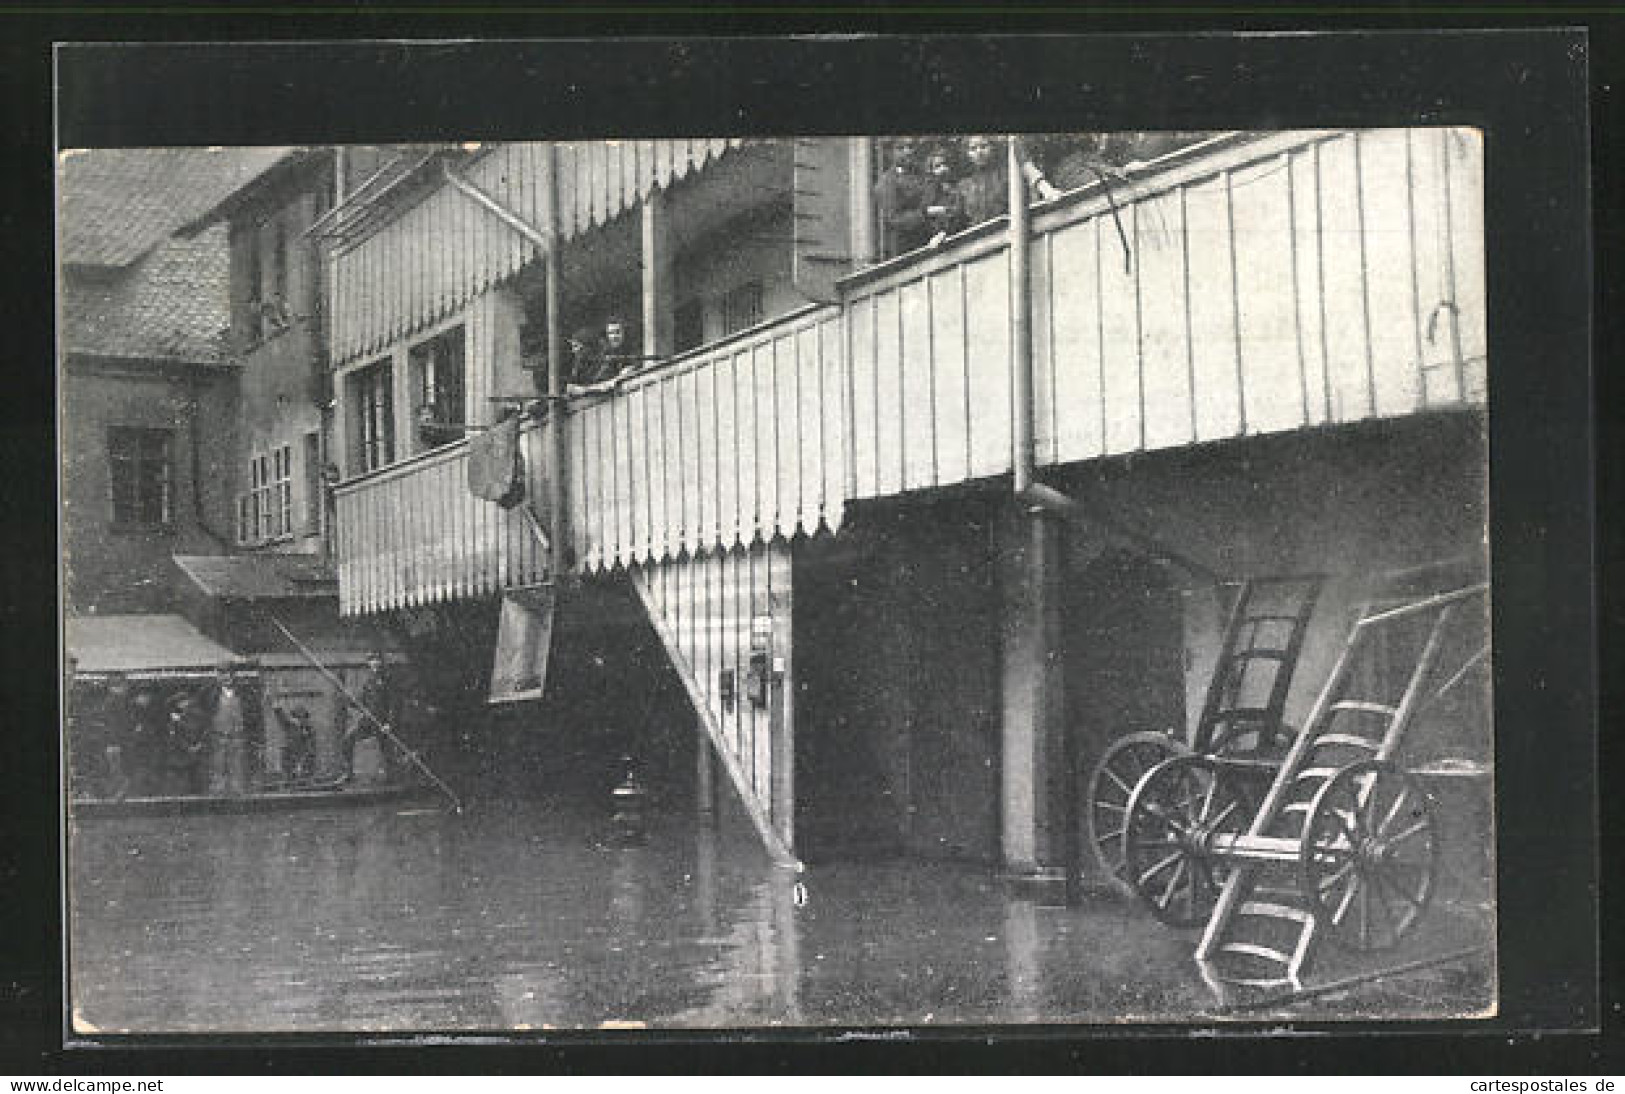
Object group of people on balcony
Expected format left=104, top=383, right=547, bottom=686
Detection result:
left=537, top=132, right=1215, bottom=393
left=567, top=316, right=643, bottom=393
left=874, top=131, right=1211, bottom=260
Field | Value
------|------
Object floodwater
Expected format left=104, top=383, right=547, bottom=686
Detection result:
left=66, top=752, right=1493, bottom=1034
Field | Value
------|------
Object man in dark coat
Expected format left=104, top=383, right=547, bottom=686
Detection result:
left=921, top=145, right=966, bottom=243
left=126, top=683, right=167, bottom=796
left=955, top=135, right=1008, bottom=228
left=874, top=136, right=932, bottom=258
left=568, top=316, right=646, bottom=394
left=162, top=687, right=209, bottom=796
left=207, top=664, right=249, bottom=796
left=346, top=652, right=400, bottom=783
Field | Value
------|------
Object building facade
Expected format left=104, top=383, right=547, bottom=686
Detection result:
left=60, top=147, right=400, bottom=799
left=318, top=132, right=1489, bottom=885
left=58, top=149, right=286, bottom=615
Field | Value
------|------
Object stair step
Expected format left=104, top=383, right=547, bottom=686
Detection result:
left=1237, top=901, right=1315, bottom=925
left=1312, top=732, right=1383, bottom=750
left=1329, top=700, right=1399, bottom=717
left=1218, top=941, right=1296, bottom=967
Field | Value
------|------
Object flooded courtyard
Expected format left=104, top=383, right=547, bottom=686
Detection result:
left=65, top=737, right=1494, bottom=1034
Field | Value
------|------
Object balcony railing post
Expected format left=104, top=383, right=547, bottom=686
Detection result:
left=545, top=143, right=569, bottom=570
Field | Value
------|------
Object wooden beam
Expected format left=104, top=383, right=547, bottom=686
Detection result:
left=641, top=188, right=674, bottom=359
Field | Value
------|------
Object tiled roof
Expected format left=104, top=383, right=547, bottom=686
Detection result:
left=173, top=553, right=339, bottom=601
left=58, top=147, right=289, bottom=268
left=60, top=224, right=233, bottom=364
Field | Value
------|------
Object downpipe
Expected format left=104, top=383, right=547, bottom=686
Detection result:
left=1004, top=138, right=1083, bottom=904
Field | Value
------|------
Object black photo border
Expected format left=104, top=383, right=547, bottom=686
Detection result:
left=6, top=15, right=1609, bottom=1074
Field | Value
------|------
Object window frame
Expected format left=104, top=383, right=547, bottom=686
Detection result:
left=347, top=357, right=396, bottom=475
left=721, top=280, right=764, bottom=336
left=237, top=443, right=297, bottom=546
left=106, top=426, right=174, bottom=531
left=408, top=325, right=466, bottom=450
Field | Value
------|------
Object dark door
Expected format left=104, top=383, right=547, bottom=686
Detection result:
left=1064, top=549, right=1187, bottom=771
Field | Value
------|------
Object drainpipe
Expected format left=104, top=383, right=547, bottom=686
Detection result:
left=543, top=145, right=569, bottom=572
left=1005, top=141, right=1220, bottom=584
left=187, top=372, right=234, bottom=552
left=1003, top=139, right=1223, bottom=903
left=1010, top=137, right=1037, bottom=500
left=443, top=156, right=569, bottom=572
left=1002, top=136, right=1077, bottom=902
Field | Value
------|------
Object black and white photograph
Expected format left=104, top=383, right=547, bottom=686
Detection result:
left=53, top=37, right=1534, bottom=1038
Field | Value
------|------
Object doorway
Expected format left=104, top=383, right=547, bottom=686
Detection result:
left=1063, top=549, right=1187, bottom=777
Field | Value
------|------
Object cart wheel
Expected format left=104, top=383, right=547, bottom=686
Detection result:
left=1300, top=759, right=1438, bottom=952
left=1085, top=730, right=1188, bottom=884
left=1122, top=754, right=1251, bottom=928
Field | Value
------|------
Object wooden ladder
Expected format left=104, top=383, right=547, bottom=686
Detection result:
left=1195, top=590, right=1470, bottom=990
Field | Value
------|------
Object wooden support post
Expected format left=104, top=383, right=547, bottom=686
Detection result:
left=999, top=505, right=1064, bottom=876
left=770, top=588, right=795, bottom=851
left=849, top=137, right=877, bottom=267
left=642, top=187, right=674, bottom=359
left=696, top=738, right=717, bottom=822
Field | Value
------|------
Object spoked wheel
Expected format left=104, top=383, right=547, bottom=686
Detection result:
left=1300, top=759, right=1438, bottom=952
left=1122, top=754, right=1252, bottom=928
left=1085, top=730, right=1188, bottom=884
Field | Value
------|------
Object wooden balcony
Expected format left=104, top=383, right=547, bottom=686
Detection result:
left=568, top=303, right=847, bottom=571
left=333, top=433, right=549, bottom=616
left=842, top=127, right=1485, bottom=500
left=334, top=128, right=1486, bottom=614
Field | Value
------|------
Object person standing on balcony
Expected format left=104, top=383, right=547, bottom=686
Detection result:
left=956, top=135, right=1009, bottom=228
left=874, top=136, right=932, bottom=258
left=568, top=326, right=606, bottom=386
left=569, top=316, right=642, bottom=394
left=1021, top=134, right=1103, bottom=200
left=601, top=317, right=639, bottom=378
left=921, top=145, right=966, bottom=246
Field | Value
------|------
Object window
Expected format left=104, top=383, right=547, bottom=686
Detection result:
left=268, top=217, right=288, bottom=305
left=252, top=454, right=272, bottom=540
left=347, top=359, right=395, bottom=474
left=107, top=427, right=172, bottom=528
left=721, top=281, right=763, bottom=336
left=237, top=444, right=294, bottom=545
left=410, top=326, right=466, bottom=448
left=242, top=211, right=293, bottom=343
left=243, top=226, right=263, bottom=343
left=673, top=299, right=704, bottom=354
left=275, top=445, right=293, bottom=537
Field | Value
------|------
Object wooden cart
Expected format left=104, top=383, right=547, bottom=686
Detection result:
left=1084, top=574, right=1325, bottom=885
left=1118, top=574, right=1491, bottom=990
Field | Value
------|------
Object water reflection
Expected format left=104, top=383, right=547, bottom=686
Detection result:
left=78, top=773, right=1475, bottom=1032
